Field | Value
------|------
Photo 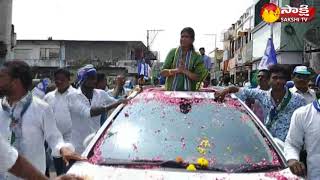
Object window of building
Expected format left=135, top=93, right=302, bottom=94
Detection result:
left=14, top=49, right=32, bottom=60
left=40, top=48, right=60, bottom=60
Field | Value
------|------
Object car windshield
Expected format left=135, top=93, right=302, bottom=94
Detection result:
left=89, top=91, right=282, bottom=171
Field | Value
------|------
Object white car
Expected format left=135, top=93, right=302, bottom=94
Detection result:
left=68, top=88, right=302, bottom=180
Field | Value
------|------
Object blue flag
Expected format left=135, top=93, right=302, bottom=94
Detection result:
left=258, top=38, right=277, bottom=70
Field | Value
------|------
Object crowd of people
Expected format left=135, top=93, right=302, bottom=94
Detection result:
left=1, top=26, right=320, bottom=180
left=0, top=61, right=135, bottom=179
left=215, top=65, right=320, bottom=179
left=160, top=27, right=320, bottom=179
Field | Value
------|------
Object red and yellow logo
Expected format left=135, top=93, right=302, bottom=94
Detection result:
left=261, top=3, right=316, bottom=23
left=261, top=3, right=281, bottom=23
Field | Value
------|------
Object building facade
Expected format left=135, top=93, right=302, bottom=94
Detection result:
left=252, top=0, right=320, bottom=71
left=221, top=5, right=254, bottom=85
left=11, top=40, right=156, bottom=80
left=221, top=0, right=320, bottom=85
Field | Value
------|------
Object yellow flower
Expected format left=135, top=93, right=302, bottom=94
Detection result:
left=200, top=139, right=210, bottom=148
left=186, top=164, right=197, bottom=171
left=197, top=157, right=209, bottom=167
left=197, top=147, right=206, bottom=154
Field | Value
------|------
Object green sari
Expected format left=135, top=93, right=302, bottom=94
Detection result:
left=162, top=47, right=208, bottom=91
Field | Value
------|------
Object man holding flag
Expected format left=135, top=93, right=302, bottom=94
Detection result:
left=215, top=38, right=307, bottom=141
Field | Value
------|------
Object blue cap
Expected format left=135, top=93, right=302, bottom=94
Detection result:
left=286, top=81, right=294, bottom=89
left=293, top=66, right=311, bottom=75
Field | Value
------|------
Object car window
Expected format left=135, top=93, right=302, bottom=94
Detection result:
left=89, top=92, right=281, bottom=170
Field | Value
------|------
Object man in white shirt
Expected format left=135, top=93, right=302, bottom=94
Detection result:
left=0, top=135, right=82, bottom=180
left=290, top=66, right=316, bottom=104
left=284, top=98, right=320, bottom=179
left=71, top=65, right=128, bottom=153
left=44, top=68, right=78, bottom=175
left=0, top=61, right=83, bottom=179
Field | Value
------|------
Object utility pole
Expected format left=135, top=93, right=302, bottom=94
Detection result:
left=0, top=0, right=13, bottom=65
left=146, top=29, right=164, bottom=50
left=204, top=34, right=217, bottom=52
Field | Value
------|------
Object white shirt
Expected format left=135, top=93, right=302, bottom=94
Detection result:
left=284, top=102, right=320, bottom=180
left=290, top=86, right=317, bottom=104
left=0, top=96, right=74, bottom=178
left=69, top=88, right=116, bottom=153
left=0, top=135, right=18, bottom=173
left=44, top=86, right=78, bottom=143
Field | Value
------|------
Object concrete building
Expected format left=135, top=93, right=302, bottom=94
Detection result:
left=221, top=5, right=254, bottom=85
left=251, top=0, right=320, bottom=71
left=12, top=40, right=156, bottom=80
left=303, top=0, right=320, bottom=74
left=221, top=0, right=320, bottom=85
left=209, top=48, right=224, bottom=82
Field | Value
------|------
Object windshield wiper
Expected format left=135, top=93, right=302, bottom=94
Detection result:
left=159, top=161, right=227, bottom=172
left=98, top=159, right=161, bottom=166
left=234, top=164, right=283, bottom=173
left=98, top=159, right=227, bottom=172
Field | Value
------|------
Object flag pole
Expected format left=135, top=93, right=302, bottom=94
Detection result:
left=270, top=23, right=274, bottom=39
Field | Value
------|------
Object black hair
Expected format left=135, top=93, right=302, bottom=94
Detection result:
left=199, top=47, right=205, bottom=51
left=268, top=64, right=291, bottom=81
left=258, top=69, right=271, bottom=79
left=97, top=73, right=106, bottom=82
left=54, top=68, right=71, bottom=80
left=181, top=27, right=195, bottom=50
left=181, top=27, right=195, bottom=40
left=3, top=60, right=33, bottom=91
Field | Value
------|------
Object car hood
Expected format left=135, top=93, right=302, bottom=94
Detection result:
left=68, top=162, right=302, bottom=180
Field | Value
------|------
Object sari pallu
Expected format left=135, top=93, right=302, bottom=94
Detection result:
left=162, top=47, right=208, bottom=91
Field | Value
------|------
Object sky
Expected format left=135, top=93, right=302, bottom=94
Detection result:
left=12, top=0, right=254, bottom=60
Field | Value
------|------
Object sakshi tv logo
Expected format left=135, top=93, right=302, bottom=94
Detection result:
left=261, top=3, right=316, bottom=23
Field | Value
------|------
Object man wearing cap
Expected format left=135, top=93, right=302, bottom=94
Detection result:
left=69, top=65, right=129, bottom=153
left=290, top=66, right=316, bottom=104
left=284, top=74, right=320, bottom=179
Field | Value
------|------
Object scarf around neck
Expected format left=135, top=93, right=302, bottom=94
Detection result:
left=313, top=99, right=320, bottom=112
left=265, top=88, right=292, bottom=129
left=172, top=47, right=192, bottom=91
left=1, top=92, right=33, bottom=149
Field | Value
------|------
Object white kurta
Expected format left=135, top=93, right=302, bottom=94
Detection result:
left=44, top=86, right=78, bottom=143
left=284, top=102, right=320, bottom=180
left=69, top=88, right=116, bottom=153
left=0, top=135, right=18, bottom=173
left=0, top=96, right=74, bottom=179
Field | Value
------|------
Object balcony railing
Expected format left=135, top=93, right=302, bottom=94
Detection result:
left=8, top=59, right=65, bottom=67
